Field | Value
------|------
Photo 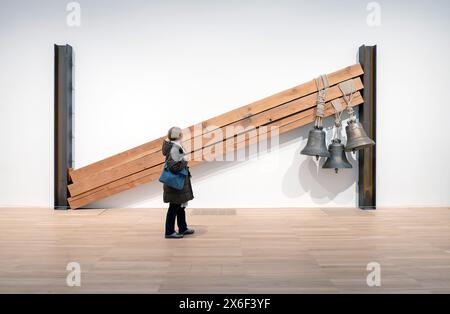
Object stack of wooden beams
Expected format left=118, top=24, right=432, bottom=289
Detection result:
left=67, top=64, right=365, bottom=209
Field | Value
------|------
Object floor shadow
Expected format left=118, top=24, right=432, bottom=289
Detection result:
left=183, top=225, right=208, bottom=237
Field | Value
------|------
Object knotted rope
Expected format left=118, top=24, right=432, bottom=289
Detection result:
left=314, top=74, right=329, bottom=129
left=338, top=79, right=357, bottom=123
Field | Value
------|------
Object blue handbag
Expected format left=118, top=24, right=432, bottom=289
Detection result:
left=159, top=160, right=189, bottom=190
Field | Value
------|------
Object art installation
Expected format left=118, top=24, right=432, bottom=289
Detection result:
left=65, top=63, right=368, bottom=209
left=301, top=76, right=375, bottom=173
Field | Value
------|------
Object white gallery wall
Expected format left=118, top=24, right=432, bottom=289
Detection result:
left=0, top=0, right=449, bottom=208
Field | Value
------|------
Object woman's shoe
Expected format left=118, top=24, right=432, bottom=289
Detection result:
left=165, top=232, right=184, bottom=239
left=181, top=229, right=195, bottom=235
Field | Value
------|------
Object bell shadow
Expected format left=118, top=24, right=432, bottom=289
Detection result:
left=281, top=116, right=357, bottom=205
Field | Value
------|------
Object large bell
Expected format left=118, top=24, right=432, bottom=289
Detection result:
left=323, top=139, right=352, bottom=173
left=345, top=121, right=375, bottom=152
left=301, top=127, right=330, bottom=160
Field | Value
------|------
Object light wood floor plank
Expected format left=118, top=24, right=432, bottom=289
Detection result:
left=0, top=207, right=449, bottom=293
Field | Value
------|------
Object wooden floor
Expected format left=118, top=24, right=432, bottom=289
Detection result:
left=0, top=207, right=449, bottom=293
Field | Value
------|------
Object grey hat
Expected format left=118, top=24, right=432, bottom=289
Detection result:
left=168, top=126, right=182, bottom=140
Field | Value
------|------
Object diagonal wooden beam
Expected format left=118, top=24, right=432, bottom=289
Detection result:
left=68, top=78, right=363, bottom=197
left=69, top=64, right=363, bottom=183
left=68, top=93, right=363, bottom=209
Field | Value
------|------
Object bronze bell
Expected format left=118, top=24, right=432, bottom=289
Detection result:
left=345, top=121, right=375, bottom=152
left=301, top=127, right=330, bottom=160
left=323, top=139, right=352, bottom=173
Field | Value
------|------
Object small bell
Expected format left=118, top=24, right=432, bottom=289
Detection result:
left=323, top=139, right=352, bottom=174
left=345, top=121, right=375, bottom=152
left=301, top=127, right=330, bottom=160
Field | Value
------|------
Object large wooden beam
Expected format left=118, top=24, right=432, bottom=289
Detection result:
left=358, top=45, right=377, bottom=209
left=68, top=78, right=363, bottom=197
left=69, top=64, right=363, bottom=183
left=54, top=44, right=73, bottom=209
left=68, top=94, right=364, bottom=209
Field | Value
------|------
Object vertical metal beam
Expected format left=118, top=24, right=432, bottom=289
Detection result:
left=54, top=44, right=73, bottom=209
left=358, top=45, right=377, bottom=209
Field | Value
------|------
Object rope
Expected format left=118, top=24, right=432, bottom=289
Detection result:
left=338, top=80, right=357, bottom=123
left=314, top=74, right=329, bottom=129
left=331, top=99, right=344, bottom=142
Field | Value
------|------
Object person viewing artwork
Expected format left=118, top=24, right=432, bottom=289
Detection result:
left=161, top=127, right=195, bottom=239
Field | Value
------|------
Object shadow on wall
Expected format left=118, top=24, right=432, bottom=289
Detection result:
left=89, top=157, right=252, bottom=209
left=280, top=118, right=357, bottom=205
left=89, top=115, right=358, bottom=208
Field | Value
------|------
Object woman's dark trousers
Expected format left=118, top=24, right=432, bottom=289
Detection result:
left=165, top=203, right=187, bottom=235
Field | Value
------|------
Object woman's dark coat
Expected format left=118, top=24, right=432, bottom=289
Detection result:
left=162, top=140, right=194, bottom=204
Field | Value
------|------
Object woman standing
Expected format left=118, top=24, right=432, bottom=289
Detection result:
left=162, top=127, right=195, bottom=239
